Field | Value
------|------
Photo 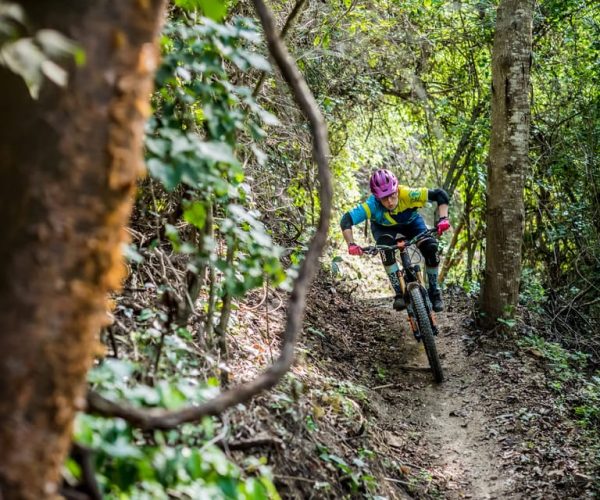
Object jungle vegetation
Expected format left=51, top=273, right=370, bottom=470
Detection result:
left=0, top=0, right=598, bottom=497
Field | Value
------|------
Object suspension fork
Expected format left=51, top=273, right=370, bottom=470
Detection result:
left=405, top=282, right=440, bottom=338
left=405, top=282, right=420, bottom=338
left=399, top=249, right=413, bottom=281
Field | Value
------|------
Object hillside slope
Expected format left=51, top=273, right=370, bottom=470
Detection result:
left=227, top=257, right=598, bottom=499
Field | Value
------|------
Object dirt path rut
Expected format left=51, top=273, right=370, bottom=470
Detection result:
left=397, top=313, right=509, bottom=498
left=332, top=264, right=514, bottom=498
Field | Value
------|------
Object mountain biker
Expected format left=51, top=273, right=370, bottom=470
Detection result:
left=340, top=168, right=451, bottom=312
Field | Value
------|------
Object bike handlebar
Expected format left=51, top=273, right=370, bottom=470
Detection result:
left=360, top=228, right=438, bottom=255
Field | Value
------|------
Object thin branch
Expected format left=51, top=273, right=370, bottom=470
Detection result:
left=252, top=0, right=308, bottom=97
left=216, top=240, right=235, bottom=386
left=86, top=0, right=332, bottom=430
left=222, top=435, right=284, bottom=451
left=178, top=201, right=212, bottom=328
left=442, top=99, right=486, bottom=195
left=438, top=214, right=466, bottom=284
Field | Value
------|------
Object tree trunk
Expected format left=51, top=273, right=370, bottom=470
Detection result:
left=0, top=1, right=165, bottom=498
left=480, top=0, right=533, bottom=327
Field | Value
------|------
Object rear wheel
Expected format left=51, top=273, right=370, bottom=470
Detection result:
left=409, top=286, right=444, bottom=383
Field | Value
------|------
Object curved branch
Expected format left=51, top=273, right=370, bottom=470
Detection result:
left=86, top=0, right=332, bottom=430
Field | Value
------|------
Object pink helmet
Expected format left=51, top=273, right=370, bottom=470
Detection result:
left=369, top=169, right=398, bottom=199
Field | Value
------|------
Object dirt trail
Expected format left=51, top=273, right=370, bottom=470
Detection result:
left=345, top=291, right=511, bottom=498
left=321, top=256, right=517, bottom=498
left=389, top=310, right=509, bottom=499
left=266, top=258, right=595, bottom=498
left=310, top=250, right=596, bottom=499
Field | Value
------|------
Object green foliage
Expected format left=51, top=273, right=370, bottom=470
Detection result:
left=520, top=0, right=600, bottom=351
left=70, top=0, right=600, bottom=495
left=520, top=335, right=587, bottom=382
left=78, top=360, right=279, bottom=498
left=0, top=2, right=83, bottom=98
left=317, top=446, right=377, bottom=495
left=574, top=377, right=600, bottom=427
left=519, top=335, right=599, bottom=428
left=146, top=15, right=286, bottom=295
left=74, top=415, right=279, bottom=498
left=147, top=18, right=267, bottom=193
left=519, top=268, right=547, bottom=313
left=174, top=0, right=229, bottom=22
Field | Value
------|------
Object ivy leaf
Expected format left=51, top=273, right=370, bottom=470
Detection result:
left=40, top=59, right=67, bottom=86
left=147, top=157, right=181, bottom=191
left=35, top=29, right=78, bottom=58
left=170, top=134, right=193, bottom=157
left=186, top=449, right=203, bottom=479
left=238, top=49, right=271, bottom=72
left=251, top=144, right=267, bottom=166
left=145, top=137, right=169, bottom=157
left=174, top=0, right=228, bottom=21
left=183, top=201, right=207, bottom=229
left=256, top=108, right=280, bottom=126
left=197, top=141, right=239, bottom=166
left=0, top=38, right=46, bottom=98
left=102, top=438, right=143, bottom=459
left=122, top=243, right=144, bottom=264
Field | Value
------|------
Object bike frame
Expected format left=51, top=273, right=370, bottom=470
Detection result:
left=362, top=229, right=439, bottom=339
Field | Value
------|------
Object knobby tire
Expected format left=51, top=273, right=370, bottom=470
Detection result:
left=409, top=286, right=444, bottom=383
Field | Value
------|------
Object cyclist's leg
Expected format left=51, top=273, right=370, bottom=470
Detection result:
left=404, top=216, right=444, bottom=311
left=371, top=222, right=405, bottom=310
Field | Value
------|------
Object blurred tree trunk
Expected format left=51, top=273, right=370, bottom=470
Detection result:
left=0, top=1, right=165, bottom=498
left=480, top=0, right=533, bottom=327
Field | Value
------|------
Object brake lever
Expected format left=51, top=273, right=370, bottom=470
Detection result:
left=361, top=246, right=379, bottom=256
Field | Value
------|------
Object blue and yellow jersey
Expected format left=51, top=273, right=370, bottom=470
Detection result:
left=347, top=185, right=429, bottom=227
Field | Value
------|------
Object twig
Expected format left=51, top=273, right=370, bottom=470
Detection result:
left=223, top=435, right=284, bottom=451
left=105, top=325, right=119, bottom=358
left=152, top=328, right=167, bottom=383
left=274, top=475, right=316, bottom=484
left=200, top=421, right=230, bottom=453
left=264, top=277, right=274, bottom=363
left=384, top=477, right=410, bottom=486
left=372, top=383, right=397, bottom=390
left=216, top=241, right=236, bottom=387
left=205, top=263, right=216, bottom=348
left=204, top=213, right=217, bottom=347
left=242, top=287, right=269, bottom=310
left=397, top=365, right=432, bottom=373
left=61, top=443, right=102, bottom=500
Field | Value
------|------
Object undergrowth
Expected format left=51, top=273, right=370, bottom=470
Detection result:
left=68, top=360, right=279, bottom=499
left=518, top=333, right=600, bottom=485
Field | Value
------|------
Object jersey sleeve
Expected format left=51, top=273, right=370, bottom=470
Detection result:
left=398, top=185, right=429, bottom=208
left=347, top=195, right=377, bottom=225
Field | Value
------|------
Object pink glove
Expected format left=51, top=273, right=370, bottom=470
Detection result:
left=437, top=217, right=451, bottom=236
left=348, top=243, right=363, bottom=256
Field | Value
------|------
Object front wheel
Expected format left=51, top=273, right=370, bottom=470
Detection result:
left=409, top=286, right=444, bottom=383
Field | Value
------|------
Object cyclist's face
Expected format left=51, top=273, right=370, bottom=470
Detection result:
left=379, top=192, right=398, bottom=211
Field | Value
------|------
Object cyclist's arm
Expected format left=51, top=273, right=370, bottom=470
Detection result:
left=340, top=199, right=370, bottom=246
left=340, top=212, right=356, bottom=246
left=428, top=188, right=449, bottom=218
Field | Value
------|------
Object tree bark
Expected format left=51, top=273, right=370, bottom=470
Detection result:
left=480, top=0, right=533, bottom=326
left=0, top=1, right=166, bottom=498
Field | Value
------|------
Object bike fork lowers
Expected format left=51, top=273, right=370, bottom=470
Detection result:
left=405, top=283, right=439, bottom=340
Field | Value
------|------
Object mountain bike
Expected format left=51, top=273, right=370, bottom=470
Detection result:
left=362, top=228, right=444, bottom=383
